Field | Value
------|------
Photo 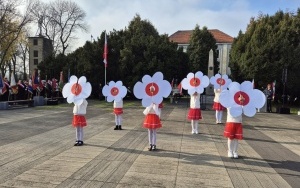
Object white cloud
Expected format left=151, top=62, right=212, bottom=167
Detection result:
left=35, top=0, right=300, bottom=51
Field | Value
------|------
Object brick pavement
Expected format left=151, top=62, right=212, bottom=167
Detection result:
left=0, top=100, right=299, bottom=188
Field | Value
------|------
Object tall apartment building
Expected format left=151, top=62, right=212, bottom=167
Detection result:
left=28, top=34, right=53, bottom=76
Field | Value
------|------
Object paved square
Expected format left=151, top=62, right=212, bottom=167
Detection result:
left=0, top=100, right=299, bottom=187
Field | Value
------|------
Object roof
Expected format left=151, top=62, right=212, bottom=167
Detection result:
left=169, top=29, right=234, bottom=44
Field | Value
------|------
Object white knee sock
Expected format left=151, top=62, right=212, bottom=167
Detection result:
left=76, top=127, right=83, bottom=141
left=227, top=138, right=234, bottom=152
left=191, top=120, right=195, bottom=132
left=115, top=115, right=118, bottom=125
left=233, top=139, right=239, bottom=153
left=152, top=129, right=157, bottom=145
left=215, top=111, right=219, bottom=122
left=218, top=111, right=223, bottom=122
left=195, top=120, right=198, bottom=133
left=148, top=129, right=153, bottom=145
left=118, top=115, right=122, bottom=125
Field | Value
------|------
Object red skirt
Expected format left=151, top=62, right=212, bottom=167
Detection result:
left=212, top=102, right=225, bottom=111
left=114, top=108, right=123, bottom=115
left=224, top=122, right=243, bottom=140
left=188, top=108, right=202, bottom=120
left=72, top=115, right=87, bottom=127
left=143, top=114, right=162, bottom=129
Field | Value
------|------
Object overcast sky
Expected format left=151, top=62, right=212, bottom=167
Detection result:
left=38, top=0, right=300, bottom=51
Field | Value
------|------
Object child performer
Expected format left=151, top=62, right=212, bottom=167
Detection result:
left=188, top=92, right=201, bottom=134
left=143, top=103, right=161, bottom=151
left=62, top=75, right=92, bottom=146
left=113, top=98, right=123, bottom=130
left=213, top=88, right=225, bottom=124
left=73, top=99, right=88, bottom=146
left=219, top=81, right=265, bottom=158
left=102, top=81, right=127, bottom=130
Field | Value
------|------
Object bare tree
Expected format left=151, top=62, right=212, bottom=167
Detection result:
left=31, top=0, right=88, bottom=55
left=0, top=0, right=33, bottom=76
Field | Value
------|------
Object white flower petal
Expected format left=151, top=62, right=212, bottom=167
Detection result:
left=160, top=80, right=172, bottom=97
left=228, top=82, right=240, bottom=92
left=188, top=88, right=197, bottom=95
left=152, top=72, right=163, bottom=82
left=69, top=75, right=78, bottom=84
left=78, top=76, right=87, bottom=84
left=67, top=94, right=75, bottom=104
left=114, top=96, right=122, bottom=102
left=142, top=75, right=152, bottom=84
left=142, top=97, right=152, bottom=107
left=152, top=95, right=163, bottom=105
left=133, top=82, right=144, bottom=99
left=107, top=95, right=114, bottom=102
left=195, top=71, right=203, bottom=78
left=253, top=89, right=266, bottom=108
left=81, top=82, right=92, bottom=98
left=241, top=81, right=252, bottom=91
left=200, top=75, right=209, bottom=88
left=243, top=105, right=257, bottom=117
left=219, top=90, right=233, bottom=107
left=62, top=83, right=71, bottom=98
left=74, top=98, right=83, bottom=105
left=108, top=81, right=115, bottom=87
left=102, top=85, right=110, bottom=97
left=229, top=106, right=242, bottom=117
left=196, top=87, right=204, bottom=94
left=115, top=81, right=123, bottom=87
left=119, top=86, right=127, bottom=98
left=186, top=72, right=195, bottom=80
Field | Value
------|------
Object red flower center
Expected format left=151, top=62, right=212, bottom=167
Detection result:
left=111, top=87, right=119, bottom=96
left=190, top=77, right=200, bottom=87
left=217, top=78, right=225, bottom=86
left=234, top=91, right=250, bottom=106
left=145, top=83, right=159, bottom=96
left=71, top=83, right=82, bottom=96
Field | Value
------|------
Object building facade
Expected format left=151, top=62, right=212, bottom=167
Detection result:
left=169, top=29, right=234, bottom=75
left=28, top=35, right=53, bottom=76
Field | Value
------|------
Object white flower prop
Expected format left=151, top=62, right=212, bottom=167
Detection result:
left=219, top=81, right=266, bottom=117
left=210, top=74, right=232, bottom=90
left=102, top=81, right=127, bottom=102
left=133, top=72, right=171, bottom=107
left=62, top=75, right=92, bottom=105
left=182, top=71, right=209, bottom=95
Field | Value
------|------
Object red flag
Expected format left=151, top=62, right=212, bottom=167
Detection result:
left=103, top=32, right=108, bottom=67
left=177, top=82, right=182, bottom=95
left=32, top=69, right=39, bottom=90
left=171, top=78, right=174, bottom=88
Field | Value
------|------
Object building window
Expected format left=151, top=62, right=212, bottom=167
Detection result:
left=34, top=59, right=38, bottom=65
left=34, top=50, right=38, bottom=57
left=33, top=39, right=38, bottom=45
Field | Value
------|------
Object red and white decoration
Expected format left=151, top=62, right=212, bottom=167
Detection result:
left=62, top=75, right=92, bottom=105
left=210, top=74, right=232, bottom=90
left=181, top=71, right=209, bottom=95
left=133, top=72, right=171, bottom=107
left=102, top=81, right=127, bottom=102
left=219, top=81, right=266, bottom=117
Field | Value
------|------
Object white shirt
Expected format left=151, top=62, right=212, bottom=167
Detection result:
left=190, top=93, right=200, bottom=108
left=143, top=103, right=159, bottom=116
left=114, top=99, right=123, bottom=108
left=73, top=99, right=88, bottom=115
left=214, top=89, right=221, bottom=102
left=226, top=108, right=242, bottom=123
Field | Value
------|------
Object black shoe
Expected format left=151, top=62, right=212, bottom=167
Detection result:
left=74, top=141, right=79, bottom=146
left=77, top=141, right=84, bottom=146
left=114, top=125, right=118, bottom=130
left=148, top=144, right=152, bottom=151
left=118, top=125, right=122, bottom=130
left=152, top=145, right=156, bottom=151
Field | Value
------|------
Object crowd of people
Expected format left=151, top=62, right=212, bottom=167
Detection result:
left=0, top=77, right=62, bottom=102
